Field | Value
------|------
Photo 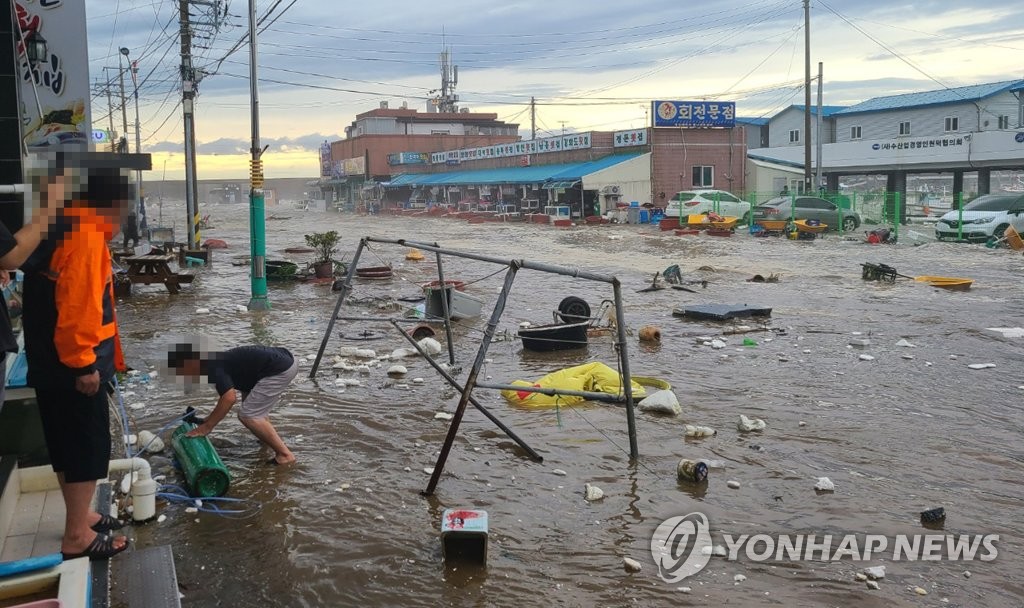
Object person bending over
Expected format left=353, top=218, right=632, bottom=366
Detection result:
left=168, top=344, right=299, bottom=465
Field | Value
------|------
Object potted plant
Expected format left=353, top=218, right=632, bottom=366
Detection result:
left=304, top=230, right=340, bottom=278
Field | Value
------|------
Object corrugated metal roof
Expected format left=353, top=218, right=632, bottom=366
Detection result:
left=789, top=105, right=848, bottom=117
left=736, top=117, right=769, bottom=126
left=385, top=153, right=643, bottom=188
left=835, top=80, right=1024, bottom=116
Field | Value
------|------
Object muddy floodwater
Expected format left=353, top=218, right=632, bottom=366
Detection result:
left=116, top=202, right=1023, bottom=607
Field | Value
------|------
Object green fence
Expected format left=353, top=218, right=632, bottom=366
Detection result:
left=741, top=191, right=902, bottom=239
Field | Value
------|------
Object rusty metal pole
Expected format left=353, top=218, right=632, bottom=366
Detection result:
left=433, top=245, right=456, bottom=365
left=390, top=320, right=542, bottom=462
left=424, top=263, right=519, bottom=495
left=612, top=279, right=638, bottom=459
left=310, top=238, right=366, bottom=377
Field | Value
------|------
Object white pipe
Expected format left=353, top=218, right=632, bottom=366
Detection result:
left=0, top=185, right=26, bottom=194
left=108, top=457, right=158, bottom=522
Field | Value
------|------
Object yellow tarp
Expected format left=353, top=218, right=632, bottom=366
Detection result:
left=501, top=362, right=649, bottom=408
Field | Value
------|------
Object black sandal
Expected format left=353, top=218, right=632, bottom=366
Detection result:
left=90, top=513, right=125, bottom=533
left=62, top=533, right=129, bottom=561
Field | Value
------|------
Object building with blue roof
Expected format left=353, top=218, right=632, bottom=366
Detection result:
left=748, top=79, right=1024, bottom=216
left=832, top=80, right=1023, bottom=143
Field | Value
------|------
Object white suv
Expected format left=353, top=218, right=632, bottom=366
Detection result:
left=935, top=193, right=1024, bottom=242
left=665, top=189, right=752, bottom=221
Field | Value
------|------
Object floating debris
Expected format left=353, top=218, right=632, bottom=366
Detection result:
left=734, top=574, right=747, bottom=583
left=737, top=414, right=766, bottom=432
left=387, top=365, right=408, bottom=377
left=434, top=412, right=453, bottom=421
left=814, top=477, right=835, bottom=492
left=639, top=325, right=662, bottom=342
left=552, top=469, right=568, bottom=476
left=727, top=480, right=741, bottom=489
left=863, top=565, right=885, bottom=580
left=859, top=354, right=876, bottom=361
left=638, top=390, right=681, bottom=416
left=584, top=483, right=605, bottom=501
left=677, top=459, right=709, bottom=483
left=967, top=363, right=996, bottom=370
left=684, top=425, right=716, bottom=438
left=623, top=557, right=642, bottom=573
left=895, top=339, right=916, bottom=348
left=418, top=337, right=443, bottom=357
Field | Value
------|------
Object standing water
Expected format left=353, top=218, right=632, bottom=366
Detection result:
left=118, top=201, right=1024, bottom=607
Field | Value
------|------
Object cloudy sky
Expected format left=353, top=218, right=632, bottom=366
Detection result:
left=84, top=0, right=1024, bottom=180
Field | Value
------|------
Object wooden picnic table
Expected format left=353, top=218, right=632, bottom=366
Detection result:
left=122, top=253, right=194, bottom=294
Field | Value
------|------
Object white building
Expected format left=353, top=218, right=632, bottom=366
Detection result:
left=750, top=80, right=1024, bottom=212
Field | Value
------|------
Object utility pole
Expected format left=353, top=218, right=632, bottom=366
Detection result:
left=104, top=80, right=116, bottom=152
left=815, top=61, right=824, bottom=192
left=803, top=0, right=812, bottom=194
left=117, top=54, right=129, bottom=150
left=180, top=0, right=198, bottom=248
left=247, top=0, right=269, bottom=310
left=131, top=58, right=143, bottom=223
left=530, top=97, right=536, bottom=140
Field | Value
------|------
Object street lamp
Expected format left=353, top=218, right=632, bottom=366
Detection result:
left=24, top=31, right=48, bottom=64
left=120, top=47, right=143, bottom=221
left=116, top=48, right=129, bottom=153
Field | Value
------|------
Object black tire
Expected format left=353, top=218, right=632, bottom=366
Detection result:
left=557, top=296, right=591, bottom=323
left=994, top=224, right=1010, bottom=242
left=843, top=217, right=858, bottom=232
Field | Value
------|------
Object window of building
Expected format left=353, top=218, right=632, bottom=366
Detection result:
left=431, top=130, right=450, bottom=135
left=944, top=116, right=959, bottom=132
left=850, top=125, right=862, bottom=140
left=898, top=121, right=911, bottom=136
left=692, top=166, right=713, bottom=188
left=998, top=115, right=1010, bottom=129
left=789, top=129, right=800, bottom=143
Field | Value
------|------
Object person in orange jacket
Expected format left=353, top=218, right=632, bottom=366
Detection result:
left=22, top=167, right=133, bottom=561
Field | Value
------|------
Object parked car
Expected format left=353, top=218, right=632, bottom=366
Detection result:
left=753, top=196, right=860, bottom=231
left=665, top=189, right=752, bottom=221
left=935, top=193, right=1024, bottom=242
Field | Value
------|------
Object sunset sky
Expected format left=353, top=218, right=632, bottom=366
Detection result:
left=85, top=0, right=1024, bottom=182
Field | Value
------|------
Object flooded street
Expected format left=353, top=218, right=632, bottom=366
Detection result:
left=118, top=203, right=1023, bottom=607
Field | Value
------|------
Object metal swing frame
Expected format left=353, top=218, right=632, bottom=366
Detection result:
left=309, top=236, right=639, bottom=495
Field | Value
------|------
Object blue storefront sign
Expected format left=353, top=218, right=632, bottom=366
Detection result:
left=652, top=100, right=735, bottom=128
left=388, top=152, right=430, bottom=165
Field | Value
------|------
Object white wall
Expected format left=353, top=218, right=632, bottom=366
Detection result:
left=405, top=122, right=467, bottom=136
left=582, top=154, right=652, bottom=212
left=835, top=91, right=1023, bottom=142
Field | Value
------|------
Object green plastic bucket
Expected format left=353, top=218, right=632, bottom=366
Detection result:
left=171, top=422, right=231, bottom=497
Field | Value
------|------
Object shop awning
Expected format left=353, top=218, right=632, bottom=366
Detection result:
left=384, top=153, right=642, bottom=189
left=543, top=180, right=579, bottom=189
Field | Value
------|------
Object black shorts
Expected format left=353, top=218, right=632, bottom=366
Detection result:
left=35, top=382, right=112, bottom=483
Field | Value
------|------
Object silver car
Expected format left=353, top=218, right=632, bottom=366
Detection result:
left=753, top=196, right=860, bottom=231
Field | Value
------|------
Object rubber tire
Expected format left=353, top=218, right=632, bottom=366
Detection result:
left=843, top=217, right=858, bottom=232
left=557, top=296, right=591, bottom=323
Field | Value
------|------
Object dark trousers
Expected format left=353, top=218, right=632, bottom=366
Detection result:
left=35, top=382, right=112, bottom=483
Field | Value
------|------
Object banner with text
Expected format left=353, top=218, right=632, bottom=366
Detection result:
left=18, top=0, right=91, bottom=150
left=653, top=101, right=735, bottom=128
left=430, top=132, right=593, bottom=164
left=614, top=128, right=648, bottom=147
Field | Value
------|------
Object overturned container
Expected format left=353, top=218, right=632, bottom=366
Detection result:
left=171, top=422, right=231, bottom=497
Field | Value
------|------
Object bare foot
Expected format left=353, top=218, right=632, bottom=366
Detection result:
left=62, top=531, right=127, bottom=555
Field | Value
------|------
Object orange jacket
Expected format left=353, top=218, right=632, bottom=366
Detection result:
left=23, top=206, right=126, bottom=385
